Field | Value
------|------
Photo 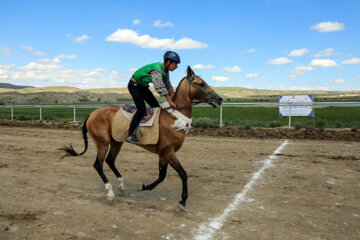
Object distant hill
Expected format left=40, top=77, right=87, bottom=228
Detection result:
left=0, top=83, right=34, bottom=89
left=0, top=85, right=359, bottom=105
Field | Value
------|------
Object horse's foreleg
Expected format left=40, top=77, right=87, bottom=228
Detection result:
left=165, top=152, right=188, bottom=208
left=141, top=157, right=168, bottom=191
left=94, top=148, right=115, bottom=202
left=106, top=141, right=124, bottom=194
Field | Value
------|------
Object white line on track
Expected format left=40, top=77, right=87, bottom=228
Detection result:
left=192, top=140, right=289, bottom=240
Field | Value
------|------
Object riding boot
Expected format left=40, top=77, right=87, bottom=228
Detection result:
left=127, top=132, right=139, bottom=144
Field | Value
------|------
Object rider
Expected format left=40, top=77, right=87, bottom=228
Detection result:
left=126, top=51, right=180, bottom=144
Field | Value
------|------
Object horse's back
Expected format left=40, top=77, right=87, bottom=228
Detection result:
left=87, top=105, right=120, bottom=144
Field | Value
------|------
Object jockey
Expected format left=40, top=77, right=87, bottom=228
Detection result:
left=126, top=51, right=180, bottom=144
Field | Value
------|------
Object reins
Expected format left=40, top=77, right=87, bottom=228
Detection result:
left=168, top=101, right=202, bottom=110
left=165, top=76, right=214, bottom=111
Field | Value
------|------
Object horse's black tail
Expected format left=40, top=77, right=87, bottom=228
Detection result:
left=59, top=116, right=89, bottom=159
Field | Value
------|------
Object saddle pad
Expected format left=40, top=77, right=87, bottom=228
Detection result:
left=121, top=104, right=160, bottom=127
left=112, top=108, right=161, bottom=145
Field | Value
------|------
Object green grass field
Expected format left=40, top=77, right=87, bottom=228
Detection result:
left=0, top=105, right=359, bottom=129
left=192, top=106, right=359, bottom=129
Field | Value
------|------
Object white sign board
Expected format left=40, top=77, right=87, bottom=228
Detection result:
left=279, top=95, right=313, bottom=117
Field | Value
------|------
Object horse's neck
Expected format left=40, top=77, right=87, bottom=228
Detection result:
left=173, top=80, right=192, bottom=118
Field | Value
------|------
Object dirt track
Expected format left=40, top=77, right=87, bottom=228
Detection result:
left=0, top=126, right=359, bottom=240
left=1, top=119, right=360, bottom=141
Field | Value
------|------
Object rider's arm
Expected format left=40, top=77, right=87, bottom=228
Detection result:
left=149, top=69, right=169, bottom=97
left=162, top=75, right=174, bottom=96
left=150, top=69, right=176, bottom=107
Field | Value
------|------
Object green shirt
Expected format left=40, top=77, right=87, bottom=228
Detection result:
left=132, top=62, right=169, bottom=87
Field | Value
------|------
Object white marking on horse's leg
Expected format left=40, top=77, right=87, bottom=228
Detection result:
left=105, top=183, right=115, bottom=201
left=192, top=140, right=289, bottom=240
left=118, top=177, right=125, bottom=193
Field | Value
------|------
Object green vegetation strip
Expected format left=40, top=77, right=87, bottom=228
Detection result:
left=0, top=106, right=359, bottom=130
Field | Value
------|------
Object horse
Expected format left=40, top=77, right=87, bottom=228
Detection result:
left=59, top=66, right=223, bottom=208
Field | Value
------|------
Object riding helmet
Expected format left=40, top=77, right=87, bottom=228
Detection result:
left=163, top=51, right=181, bottom=64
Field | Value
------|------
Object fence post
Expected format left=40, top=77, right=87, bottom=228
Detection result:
left=220, top=104, right=223, bottom=127
left=39, top=106, right=42, bottom=121
left=73, top=106, right=76, bottom=122
left=288, top=103, right=292, bottom=127
left=10, top=106, right=13, bottom=120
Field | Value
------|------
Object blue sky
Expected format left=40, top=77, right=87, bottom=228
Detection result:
left=0, top=0, right=359, bottom=91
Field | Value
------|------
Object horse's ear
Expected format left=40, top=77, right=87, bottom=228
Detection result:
left=187, top=66, right=194, bottom=77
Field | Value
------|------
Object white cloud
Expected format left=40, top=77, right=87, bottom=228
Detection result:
left=192, top=64, right=215, bottom=70
left=288, top=48, right=309, bottom=57
left=57, top=54, right=77, bottom=59
left=310, top=21, right=345, bottom=32
left=341, top=57, right=360, bottom=65
left=153, top=20, right=174, bottom=27
left=267, top=86, right=314, bottom=90
left=266, top=57, right=292, bottom=65
left=223, top=66, right=242, bottom=72
left=313, top=48, right=335, bottom=57
left=310, top=59, right=339, bottom=67
left=246, top=73, right=259, bottom=78
left=288, top=86, right=314, bottom=91
left=33, top=51, right=47, bottom=56
left=287, top=74, right=297, bottom=80
left=211, top=76, right=229, bottom=82
left=21, top=45, right=34, bottom=51
left=288, top=66, right=319, bottom=80
left=294, top=65, right=315, bottom=72
left=119, top=68, right=137, bottom=78
left=106, top=28, right=208, bottom=50
left=75, top=34, right=91, bottom=44
left=20, top=46, right=47, bottom=56
left=19, top=58, right=61, bottom=71
left=0, top=47, right=11, bottom=56
left=317, top=86, right=330, bottom=91
left=0, top=63, right=16, bottom=79
left=246, top=49, right=256, bottom=53
left=133, top=19, right=141, bottom=25
left=0, top=58, right=126, bottom=88
left=328, top=78, right=345, bottom=84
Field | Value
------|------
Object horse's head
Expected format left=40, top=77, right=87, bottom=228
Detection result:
left=185, top=66, right=223, bottom=108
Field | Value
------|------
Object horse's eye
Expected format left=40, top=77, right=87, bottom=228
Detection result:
left=199, top=82, right=205, bottom=87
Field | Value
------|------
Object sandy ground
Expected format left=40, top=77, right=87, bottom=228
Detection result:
left=0, top=126, right=359, bottom=240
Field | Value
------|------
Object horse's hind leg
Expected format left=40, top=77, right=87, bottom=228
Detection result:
left=93, top=145, right=115, bottom=201
left=141, top=157, right=168, bottom=191
left=105, top=139, right=124, bottom=194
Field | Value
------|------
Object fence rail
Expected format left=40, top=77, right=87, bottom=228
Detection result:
left=1, top=102, right=359, bottom=126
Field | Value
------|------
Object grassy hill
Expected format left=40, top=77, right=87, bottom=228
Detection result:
left=0, top=85, right=359, bottom=105
left=0, top=83, right=34, bottom=89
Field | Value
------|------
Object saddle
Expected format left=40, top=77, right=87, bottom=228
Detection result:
left=120, top=104, right=159, bottom=126
left=111, top=104, right=161, bottom=144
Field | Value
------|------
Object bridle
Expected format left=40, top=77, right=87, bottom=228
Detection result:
left=167, top=75, right=215, bottom=110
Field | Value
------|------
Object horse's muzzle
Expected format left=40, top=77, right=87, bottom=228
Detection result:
left=206, top=94, right=223, bottom=108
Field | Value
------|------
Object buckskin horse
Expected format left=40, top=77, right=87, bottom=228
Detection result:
left=60, top=66, right=223, bottom=208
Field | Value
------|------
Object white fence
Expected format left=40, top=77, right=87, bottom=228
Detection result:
left=0, top=102, right=359, bottom=126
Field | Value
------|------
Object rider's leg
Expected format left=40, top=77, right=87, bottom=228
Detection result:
left=127, top=80, right=146, bottom=143
left=142, top=87, right=160, bottom=108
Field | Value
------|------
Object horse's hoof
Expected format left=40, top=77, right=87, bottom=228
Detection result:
left=138, top=184, right=145, bottom=191
left=178, top=202, right=186, bottom=211
left=105, top=183, right=115, bottom=202
left=178, top=201, right=186, bottom=211
left=118, top=178, right=125, bottom=194
left=107, top=195, right=114, bottom=202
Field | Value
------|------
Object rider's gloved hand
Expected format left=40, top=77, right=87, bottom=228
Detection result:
left=165, top=94, right=177, bottom=108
